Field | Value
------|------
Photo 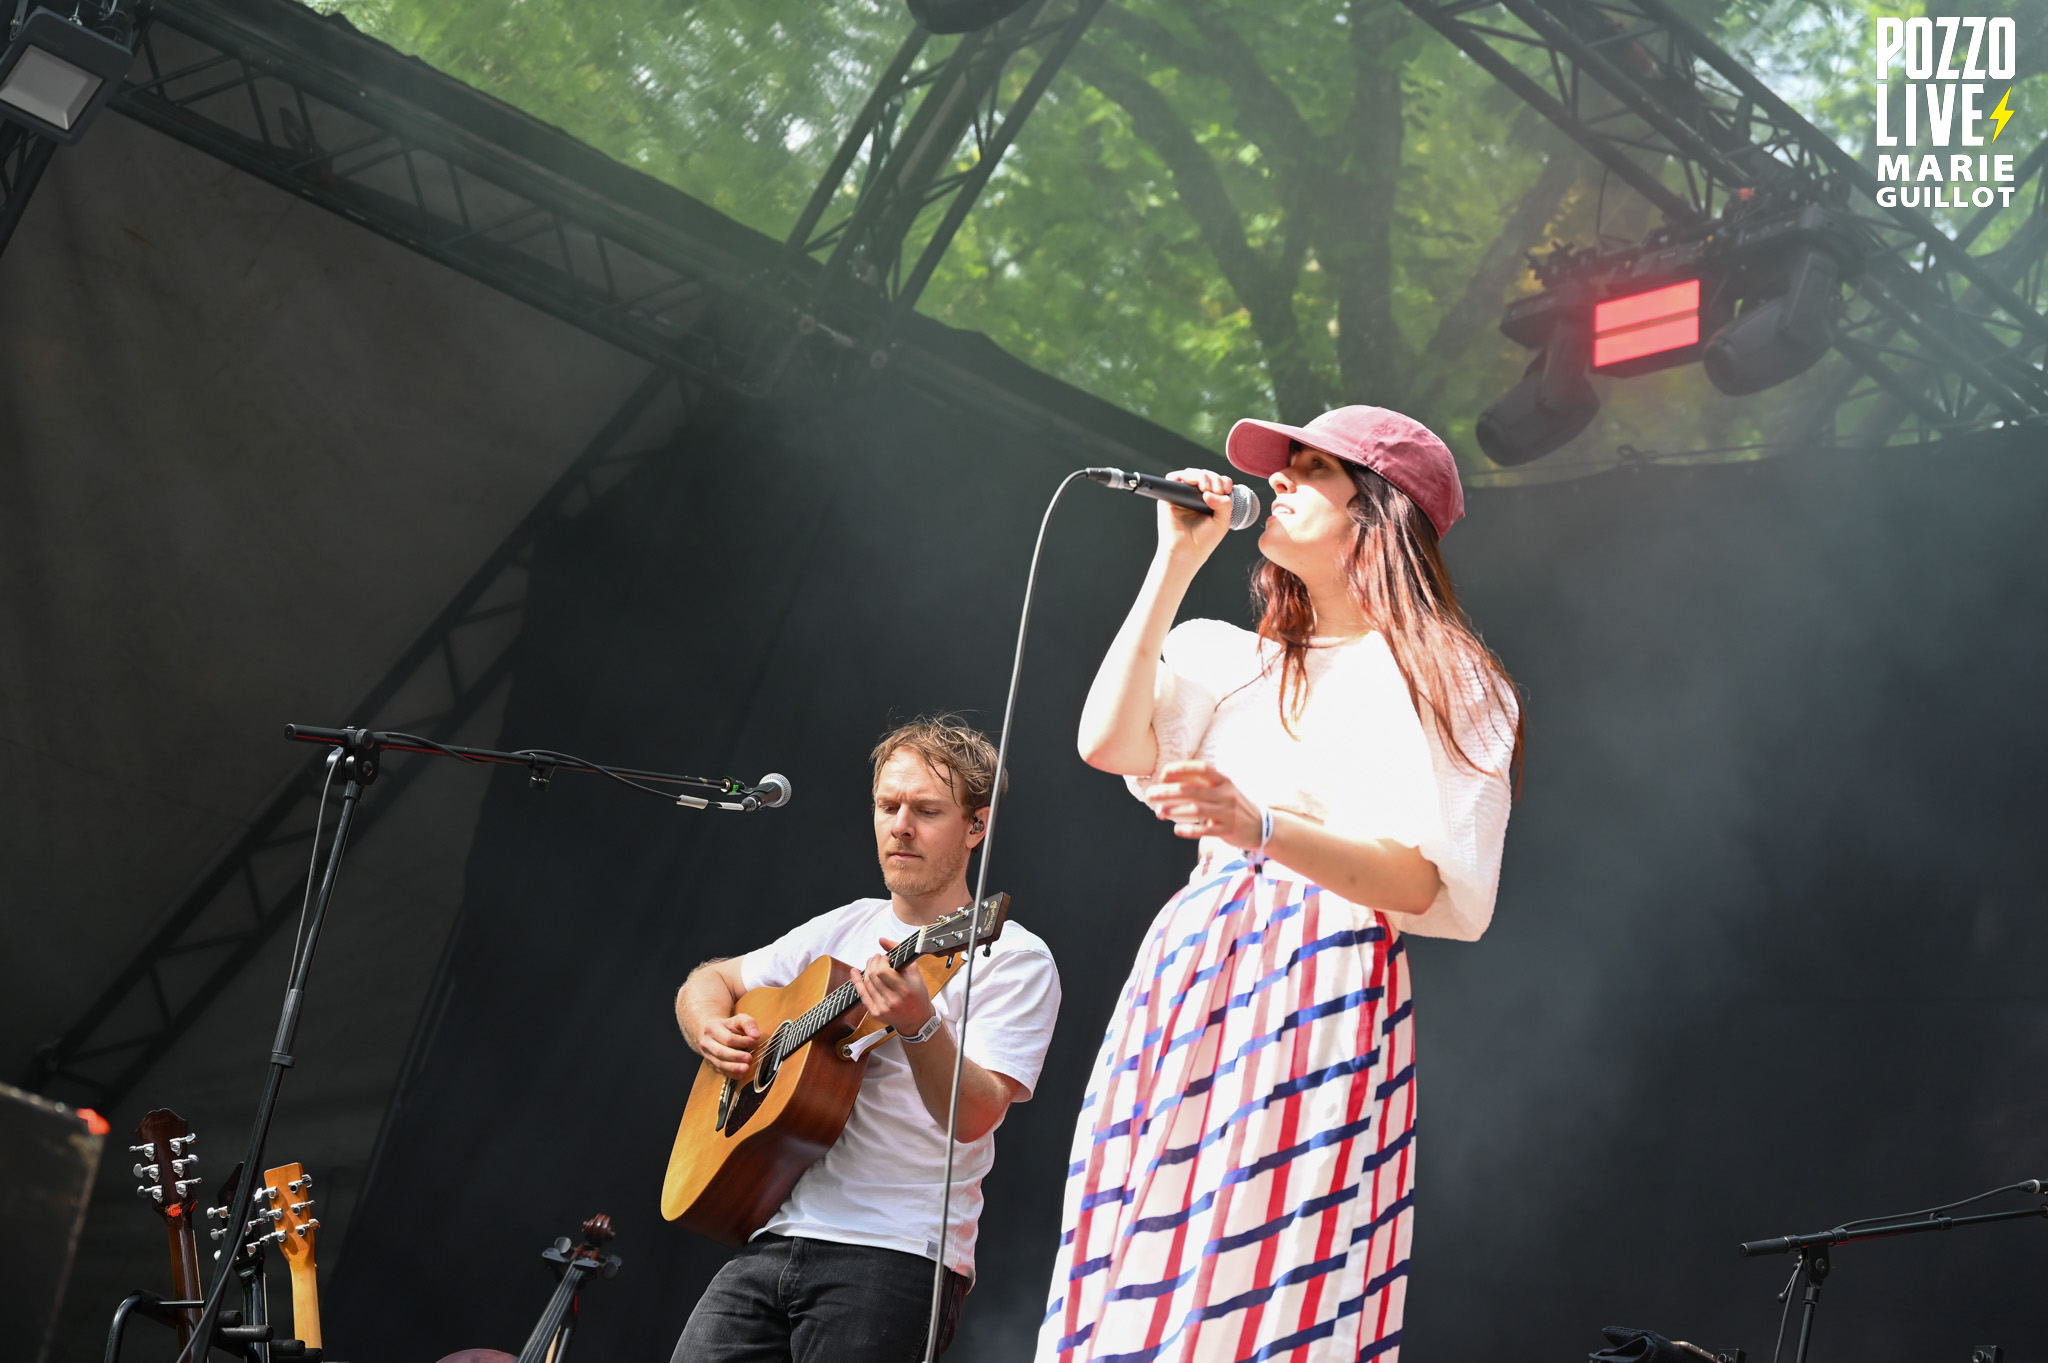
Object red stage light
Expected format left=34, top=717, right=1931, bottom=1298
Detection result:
left=1592, top=279, right=1701, bottom=369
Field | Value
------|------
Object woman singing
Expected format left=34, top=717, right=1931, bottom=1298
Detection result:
left=1038, top=406, right=1521, bottom=1363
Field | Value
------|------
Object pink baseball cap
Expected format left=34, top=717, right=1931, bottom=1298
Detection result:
left=1225, top=405, right=1465, bottom=538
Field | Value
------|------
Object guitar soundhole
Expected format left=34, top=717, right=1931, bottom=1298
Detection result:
left=751, top=1024, right=790, bottom=1094
left=716, top=1023, right=790, bottom=1137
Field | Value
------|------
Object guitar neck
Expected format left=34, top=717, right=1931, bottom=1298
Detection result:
left=164, top=1216, right=202, bottom=1345
left=786, top=936, right=923, bottom=1049
left=287, top=1250, right=323, bottom=1348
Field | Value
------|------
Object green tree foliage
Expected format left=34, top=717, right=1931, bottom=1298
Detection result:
left=308, top=0, right=2047, bottom=470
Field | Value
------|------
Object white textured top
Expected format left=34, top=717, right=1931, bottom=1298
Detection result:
left=1130, top=618, right=1516, bottom=941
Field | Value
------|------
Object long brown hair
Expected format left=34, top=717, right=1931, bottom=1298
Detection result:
left=1252, top=456, right=1524, bottom=789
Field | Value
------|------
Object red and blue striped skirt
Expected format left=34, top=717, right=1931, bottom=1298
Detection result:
left=1036, top=850, right=1415, bottom=1363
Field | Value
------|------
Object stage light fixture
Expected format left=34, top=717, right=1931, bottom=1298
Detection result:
left=0, top=4, right=134, bottom=144
left=1478, top=202, right=1860, bottom=464
left=1592, top=278, right=1702, bottom=372
left=1701, top=246, right=1843, bottom=397
left=904, top=0, right=1039, bottom=35
left=1476, top=315, right=1601, bottom=467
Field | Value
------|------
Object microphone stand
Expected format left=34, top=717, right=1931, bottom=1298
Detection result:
left=1738, top=1186, right=2048, bottom=1363
left=918, top=467, right=1238, bottom=1361
left=173, top=727, right=781, bottom=1363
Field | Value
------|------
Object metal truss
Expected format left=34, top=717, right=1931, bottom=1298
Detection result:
left=1398, top=0, right=2048, bottom=442
left=0, top=122, right=57, bottom=253
left=111, top=0, right=1103, bottom=398
left=109, top=0, right=779, bottom=388
left=784, top=0, right=1104, bottom=326
left=19, top=369, right=684, bottom=1110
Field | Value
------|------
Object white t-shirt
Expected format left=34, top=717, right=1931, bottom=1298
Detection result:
left=740, top=897, right=1061, bottom=1277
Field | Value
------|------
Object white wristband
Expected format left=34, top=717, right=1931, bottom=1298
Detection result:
left=1255, top=806, right=1274, bottom=853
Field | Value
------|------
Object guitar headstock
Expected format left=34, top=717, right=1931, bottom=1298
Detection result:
left=913, top=892, right=1010, bottom=959
left=132, top=1109, right=201, bottom=1223
left=260, top=1162, right=319, bottom=1264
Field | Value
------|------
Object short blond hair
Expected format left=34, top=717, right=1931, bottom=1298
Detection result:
left=870, top=715, right=1006, bottom=813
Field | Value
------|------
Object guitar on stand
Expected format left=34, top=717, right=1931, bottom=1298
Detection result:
left=660, top=892, right=1009, bottom=1244
left=132, top=1109, right=204, bottom=1346
left=260, top=1162, right=324, bottom=1359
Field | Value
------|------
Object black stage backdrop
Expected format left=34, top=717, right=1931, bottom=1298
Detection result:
left=329, top=382, right=2048, bottom=1362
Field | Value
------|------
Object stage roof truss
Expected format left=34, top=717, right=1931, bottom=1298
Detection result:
left=109, top=1, right=773, bottom=389
left=96, top=0, right=1165, bottom=466
left=1398, top=0, right=2048, bottom=445
left=20, top=371, right=684, bottom=1113
left=781, top=0, right=1104, bottom=334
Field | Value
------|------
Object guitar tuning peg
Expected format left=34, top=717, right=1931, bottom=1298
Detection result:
left=136, top=1184, right=162, bottom=1202
left=255, top=1186, right=278, bottom=1203
left=210, top=1227, right=226, bottom=1241
left=175, top=1179, right=202, bottom=1197
left=288, top=1178, right=304, bottom=1193
left=132, top=1163, right=160, bottom=1181
left=172, top=1157, right=198, bottom=1176
left=295, top=1219, right=320, bottom=1236
left=290, top=1200, right=315, bottom=1214
left=128, top=1143, right=154, bottom=1155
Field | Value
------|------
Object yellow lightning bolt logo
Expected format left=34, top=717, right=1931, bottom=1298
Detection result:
left=1989, top=87, right=2014, bottom=143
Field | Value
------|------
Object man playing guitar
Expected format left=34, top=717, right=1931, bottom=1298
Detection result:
left=672, top=717, right=1062, bottom=1362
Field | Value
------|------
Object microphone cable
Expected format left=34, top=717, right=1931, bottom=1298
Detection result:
left=920, top=469, right=1087, bottom=1362
left=919, top=462, right=1250, bottom=1359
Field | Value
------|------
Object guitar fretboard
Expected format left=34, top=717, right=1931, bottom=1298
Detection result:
left=775, top=933, right=925, bottom=1060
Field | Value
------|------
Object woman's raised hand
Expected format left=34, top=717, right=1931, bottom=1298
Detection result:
left=1144, top=760, right=1263, bottom=849
left=1157, top=468, right=1237, bottom=564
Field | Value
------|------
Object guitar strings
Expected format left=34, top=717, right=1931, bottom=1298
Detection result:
left=761, top=911, right=971, bottom=1070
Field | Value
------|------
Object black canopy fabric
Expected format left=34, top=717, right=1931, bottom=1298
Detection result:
left=327, top=379, right=2048, bottom=1362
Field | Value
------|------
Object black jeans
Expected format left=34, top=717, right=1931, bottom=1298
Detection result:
left=671, top=1234, right=970, bottom=1363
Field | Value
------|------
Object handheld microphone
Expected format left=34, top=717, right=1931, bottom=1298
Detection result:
left=743, top=773, right=793, bottom=811
left=1083, top=468, right=1261, bottom=530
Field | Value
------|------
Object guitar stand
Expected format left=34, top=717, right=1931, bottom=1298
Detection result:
left=112, top=1206, right=325, bottom=1363
left=101, top=1291, right=301, bottom=1363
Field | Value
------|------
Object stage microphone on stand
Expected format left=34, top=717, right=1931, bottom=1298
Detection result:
left=742, top=773, right=793, bottom=811
left=1082, top=468, right=1262, bottom=530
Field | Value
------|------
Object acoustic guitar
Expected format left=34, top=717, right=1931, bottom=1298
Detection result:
left=260, top=1162, right=323, bottom=1352
left=131, top=1108, right=204, bottom=1346
left=661, top=892, right=1009, bottom=1245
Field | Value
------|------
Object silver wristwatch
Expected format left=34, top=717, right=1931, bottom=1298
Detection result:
left=900, top=1012, right=944, bottom=1045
